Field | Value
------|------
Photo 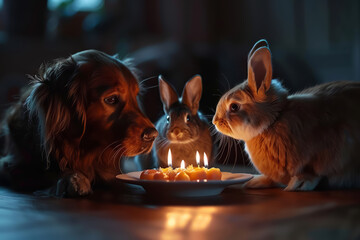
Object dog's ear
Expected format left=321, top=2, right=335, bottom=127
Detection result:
left=26, top=57, right=86, bottom=162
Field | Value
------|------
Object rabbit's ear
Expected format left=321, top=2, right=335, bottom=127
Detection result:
left=248, top=39, right=269, bottom=61
left=247, top=46, right=272, bottom=94
left=159, top=75, right=178, bottom=113
left=181, top=75, right=202, bottom=115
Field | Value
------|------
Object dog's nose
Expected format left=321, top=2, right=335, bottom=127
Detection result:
left=142, top=127, right=158, bottom=142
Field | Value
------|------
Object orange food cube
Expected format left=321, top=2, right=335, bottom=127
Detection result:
left=159, top=167, right=173, bottom=173
left=206, top=168, right=222, bottom=180
left=186, top=165, right=194, bottom=171
left=153, top=172, right=170, bottom=181
left=186, top=168, right=207, bottom=181
left=160, top=167, right=176, bottom=181
left=174, top=171, right=190, bottom=181
left=167, top=171, right=177, bottom=181
left=140, top=169, right=158, bottom=180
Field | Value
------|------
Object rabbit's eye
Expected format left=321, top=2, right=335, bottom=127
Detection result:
left=166, top=115, right=170, bottom=123
left=230, top=103, right=240, bottom=112
left=185, top=114, right=191, bottom=123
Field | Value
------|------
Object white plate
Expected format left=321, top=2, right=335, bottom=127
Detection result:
left=116, top=171, right=253, bottom=197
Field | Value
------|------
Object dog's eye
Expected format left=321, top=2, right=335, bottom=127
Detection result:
left=166, top=115, right=170, bottom=124
left=229, top=103, right=240, bottom=113
left=104, top=95, right=119, bottom=105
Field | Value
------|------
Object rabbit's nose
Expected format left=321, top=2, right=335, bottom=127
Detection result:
left=142, top=127, right=158, bottom=142
left=171, top=127, right=182, bottom=137
left=212, top=116, right=219, bottom=125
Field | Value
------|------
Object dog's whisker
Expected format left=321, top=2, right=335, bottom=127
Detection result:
left=142, top=85, right=159, bottom=90
left=112, top=144, right=125, bottom=164
left=156, top=139, right=170, bottom=149
left=139, top=75, right=157, bottom=85
left=98, top=140, right=122, bottom=164
left=113, top=147, right=125, bottom=171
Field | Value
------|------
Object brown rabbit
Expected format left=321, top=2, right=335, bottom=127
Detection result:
left=213, top=39, right=360, bottom=191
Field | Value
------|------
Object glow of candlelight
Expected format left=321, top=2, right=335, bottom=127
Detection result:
left=204, top=153, right=209, bottom=168
left=180, top=160, right=185, bottom=169
left=196, top=151, right=200, bottom=166
left=168, top=148, right=172, bottom=167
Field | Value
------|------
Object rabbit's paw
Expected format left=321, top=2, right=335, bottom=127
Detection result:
left=284, top=176, right=320, bottom=191
left=244, top=175, right=278, bottom=189
left=56, top=172, right=92, bottom=197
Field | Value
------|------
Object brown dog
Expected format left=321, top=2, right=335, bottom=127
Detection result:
left=0, top=50, right=158, bottom=197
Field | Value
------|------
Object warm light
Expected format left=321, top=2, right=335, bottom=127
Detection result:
left=168, top=148, right=172, bottom=167
left=196, top=151, right=200, bottom=166
left=204, top=153, right=209, bottom=168
left=166, top=212, right=191, bottom=229
left=190, top=214, right=213, bottom=231
left=162, top=207, right=217, bottom=237
left=180, top=160, right=185, bottom=169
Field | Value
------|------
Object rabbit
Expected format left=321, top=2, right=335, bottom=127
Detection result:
left=212, top=39, right=360, bottom=191
left=145, top=74, right=214, bottom=168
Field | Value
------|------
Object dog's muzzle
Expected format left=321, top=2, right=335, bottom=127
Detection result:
left=142, top=127, right=158, bottom=142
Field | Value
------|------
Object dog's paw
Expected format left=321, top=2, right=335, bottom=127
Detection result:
left=56, top=172, right=92, bottom=197
left=244, top=175, right=279, bottom=189
left=284, top=176, right=321, bottom=191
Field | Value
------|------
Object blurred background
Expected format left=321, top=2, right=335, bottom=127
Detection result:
left=0, top=0, right=359, bottom=166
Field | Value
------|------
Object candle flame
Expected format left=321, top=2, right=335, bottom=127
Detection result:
left=204, top=153, right=208, bottom=168
left=196, top=151, right=200, bottom=166
left=180, top=160, right=185, bottom=169
left=168, top=148, right=172, bottom=167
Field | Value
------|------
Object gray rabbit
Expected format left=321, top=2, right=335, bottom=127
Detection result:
left=131, top=75, right=213, bottom=171
left=153, top=75, right=213, bottom=168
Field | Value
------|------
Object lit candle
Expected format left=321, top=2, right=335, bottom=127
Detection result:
left=160, top=149, right=173, bottom=173
left=175, top=160, right=190, bottom=181
left=180, top=160, right=185, bottom=169
left=203, top=152, right=222, bottom=180
left=204, top=152, right=209, bottom=168
left=159, top=148, right=175, bottom=180
left=196, top=151, right=200, bottom=167
left=186, top=153, right=207, bottom=181
left=168, top=148, right=172, bottom=168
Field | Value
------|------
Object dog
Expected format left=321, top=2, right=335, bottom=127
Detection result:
left=0, top=50, right=158, bottom=197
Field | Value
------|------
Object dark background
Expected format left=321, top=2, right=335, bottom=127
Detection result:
left=0, top=0, right=359, bottom=165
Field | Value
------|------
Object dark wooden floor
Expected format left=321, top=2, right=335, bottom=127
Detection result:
left=0, top=176, right=359, bottom=240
